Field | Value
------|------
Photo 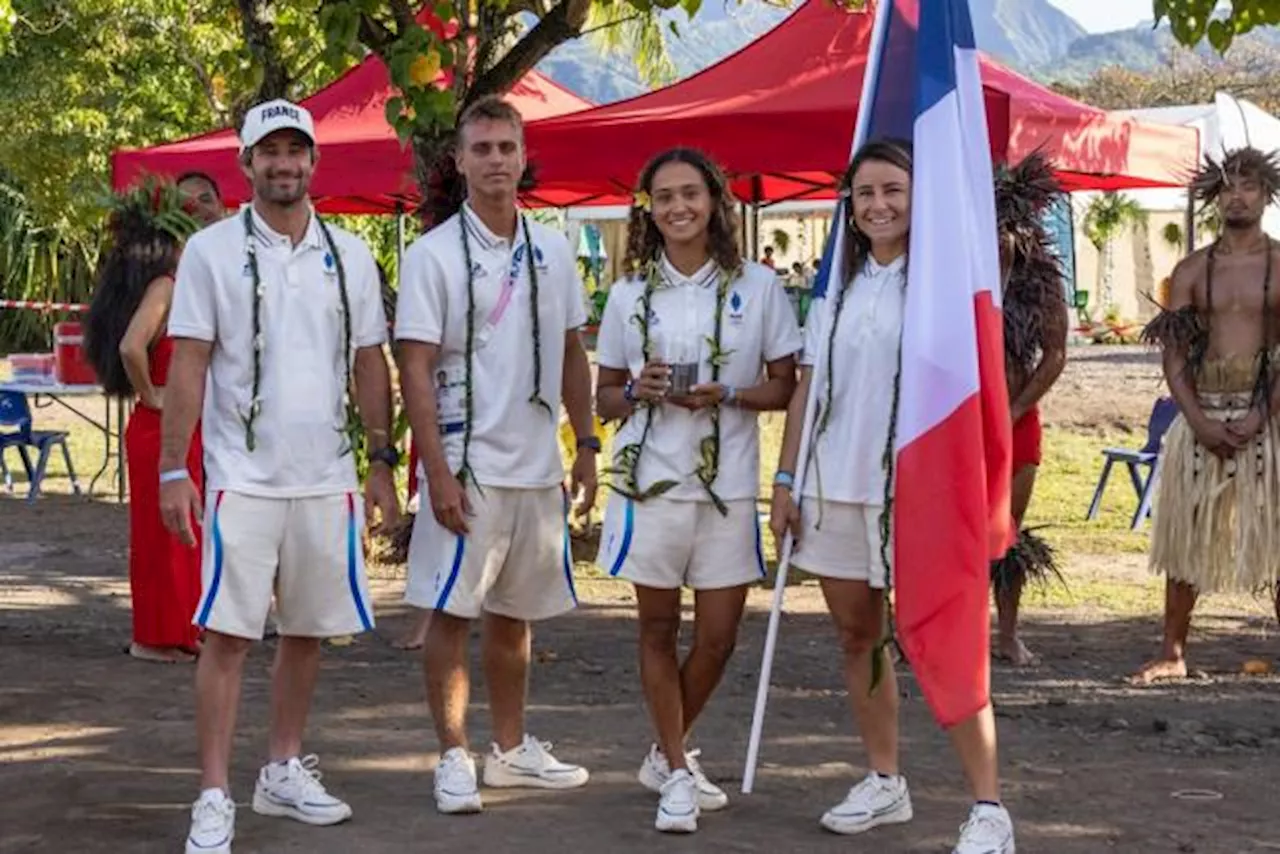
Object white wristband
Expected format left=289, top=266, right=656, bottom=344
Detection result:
left=159, top=469, right=190, bottom=484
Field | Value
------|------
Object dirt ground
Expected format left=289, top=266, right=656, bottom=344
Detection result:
left=3, top=347, right=1280, bottom=854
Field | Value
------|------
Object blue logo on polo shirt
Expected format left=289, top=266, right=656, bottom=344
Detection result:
left=728, top=290, right=745, bottom=324
left=324, top=252, right=334, bottom=270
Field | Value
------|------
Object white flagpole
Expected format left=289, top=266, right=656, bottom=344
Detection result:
left=740, top=0, right=895, bottom=796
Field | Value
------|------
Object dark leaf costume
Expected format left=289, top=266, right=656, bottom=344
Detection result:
left=989, top=152, right=1069, bottom=590
left=994, top=152, right=1069, bottom=381
left=990, top=527, right=1063, bottom=594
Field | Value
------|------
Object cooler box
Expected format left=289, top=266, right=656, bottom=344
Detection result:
left=8, top=353, right=56, bottom=383
left=54, top=321, right=97, bottom=386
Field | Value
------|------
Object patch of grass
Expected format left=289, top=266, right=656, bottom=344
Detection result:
left=1027, top=427, right=1151, bottom=557
left=1018, top=560, right=1163, bottom=616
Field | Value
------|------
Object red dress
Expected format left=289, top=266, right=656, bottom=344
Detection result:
left=125, top=336, right=203, bottom=650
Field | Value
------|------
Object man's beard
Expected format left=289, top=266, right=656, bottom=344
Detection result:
left=1224, top=210, right=1262, bottom=230
left=257, top=173, right=308, bottom=205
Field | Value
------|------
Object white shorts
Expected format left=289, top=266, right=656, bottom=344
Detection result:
left=790, top=498, right=890, bottom=589
left=597, top=495, right=766, bottom=591
left=404, top=484, right=576, bottom=621
left=193, top=491, right=374, bottom=640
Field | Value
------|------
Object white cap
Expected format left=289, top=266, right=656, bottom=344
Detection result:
left=240, top=99, right=316, bottom=151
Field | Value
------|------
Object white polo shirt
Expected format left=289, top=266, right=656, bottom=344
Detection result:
left=169, top=204, right=387, bottom=498
left=800, top=255, right=905, bottom=505
left=597, top=257, right=802, bottom=502
left=395, top=204, right=587, bottom=489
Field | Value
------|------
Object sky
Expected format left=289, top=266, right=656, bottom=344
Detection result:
left=1046, top=0, right=1155, bottom=33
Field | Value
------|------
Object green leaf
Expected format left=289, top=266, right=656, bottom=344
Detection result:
left=388, top=48, right=413, bottom=87
left=868, top=642, right=885, bottom=695
left=385, top=95, right=405, bottom=128
left=1206, top=18, right=1233, bottom=52
left=638, top=479, right=681, bottom=499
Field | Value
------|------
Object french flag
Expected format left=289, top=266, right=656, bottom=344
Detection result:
left=895, top=0, right=1013, bottom=728
left=818, top=0, right=1014, bottom=727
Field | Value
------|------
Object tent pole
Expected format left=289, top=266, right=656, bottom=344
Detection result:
left=396, top=202, right=406, bottom=277
left=752, top=204, right=761, bottom=261
left=1184, top=192, right=1196, bottom=255
left=751, top=175, right=764, bottom=262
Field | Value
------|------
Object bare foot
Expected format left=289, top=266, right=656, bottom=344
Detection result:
left=1129, top=657, right=1188, bottom=685
left=995, top=636, right=1040, bottom=667
left=128, top=643, right=196, bottom=664
left=392, top=612, right=430, bottom=651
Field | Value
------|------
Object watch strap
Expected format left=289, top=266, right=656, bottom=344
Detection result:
left=369, top=445, right=401, bottom=468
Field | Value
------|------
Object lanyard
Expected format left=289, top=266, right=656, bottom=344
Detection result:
left=476, top=218, right=533, bottom=349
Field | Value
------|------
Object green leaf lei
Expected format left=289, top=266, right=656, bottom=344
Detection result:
left=455, top=211, right=551, bottom=487
left=240, top=207, right=359, bottom=456
left=603, top=259, right=736, bottom=515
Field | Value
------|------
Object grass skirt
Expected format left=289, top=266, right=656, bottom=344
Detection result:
left=1150, top=354, right=1280, bottom=592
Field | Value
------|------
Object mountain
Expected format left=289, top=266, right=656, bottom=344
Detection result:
left=968, top=0, right=1086, bottom=68
left=1038, top=21, right=1280, bottom=83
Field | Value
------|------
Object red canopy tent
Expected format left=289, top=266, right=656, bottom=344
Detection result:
left=111, top=54, right=592, bottom=214
left=524, top=0, right=1199, bottom=203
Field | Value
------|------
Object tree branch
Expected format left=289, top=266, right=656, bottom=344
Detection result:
left=468, top=0, right=592, bottom=103
left=173, top=6, right=227, bottom=124
left=236, top=0, right=290, bottom=103
left=390, top=0, right=415, bottom=34
left=579, top=12, right=643, bottom=39
left=355, top=11, right=397, bottom=57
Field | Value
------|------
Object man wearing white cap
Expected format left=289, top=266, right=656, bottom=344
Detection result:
left=159, top=98, right=400, bottom=854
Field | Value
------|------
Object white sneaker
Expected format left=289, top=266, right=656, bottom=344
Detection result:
left=953, top=803, right=1016, bottom=854
left=251, top=755, right=352, bottom=826
left=482, top=735, right=589, bottom=789
left=434, top=747, right=483, bottom=814
left=185, top=788, right=235, bottom=854
left=655, top=768, right=699, bottom=833
left=820, top=772, right=913, bottom=835
left=637, top=745, right=729, bottom=812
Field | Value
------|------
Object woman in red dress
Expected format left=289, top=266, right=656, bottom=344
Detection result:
left=85, top=180, right=209, bottom=663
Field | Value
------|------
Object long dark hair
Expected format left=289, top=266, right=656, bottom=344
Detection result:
left=85, top=181, right=196, bottom=396
left=623, top=148, right=741, bottom=275
left=837, top=138, right=913, bottom=285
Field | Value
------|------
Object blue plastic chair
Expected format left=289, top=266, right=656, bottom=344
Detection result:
left=0, top=390, right=81, bottom=502
left=1086, top=396, right=1178, bottom=530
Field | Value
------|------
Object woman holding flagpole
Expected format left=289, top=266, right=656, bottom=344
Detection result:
left=768, top=139, right=1016, bottom=854
left=595, top=148, right=801, bottom=834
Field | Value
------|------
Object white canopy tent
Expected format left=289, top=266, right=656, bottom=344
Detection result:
left=1116, top=93, right=1280, bottom=241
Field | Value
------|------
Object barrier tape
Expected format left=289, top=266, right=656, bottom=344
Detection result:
left=0, top=299, right=88, bottom=312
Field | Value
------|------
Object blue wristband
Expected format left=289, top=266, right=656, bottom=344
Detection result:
left=723, top=385, right=737, bottom=405
left=159, top=469, right=189, bottom=485
left=773, top=470, right=795, bottom=489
